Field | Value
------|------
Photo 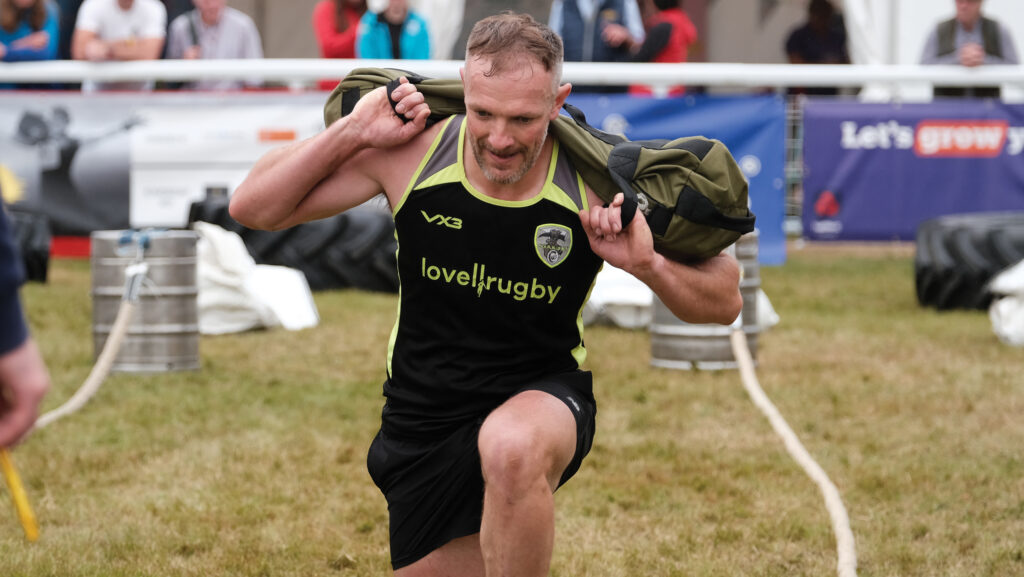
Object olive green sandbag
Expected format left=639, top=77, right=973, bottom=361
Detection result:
left=324, top=68, right=755, bottom=261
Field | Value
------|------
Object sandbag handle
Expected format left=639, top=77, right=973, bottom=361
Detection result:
left=561, top=103, right=638, bottom=227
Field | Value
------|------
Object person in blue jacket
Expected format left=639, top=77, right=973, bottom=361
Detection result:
left=0, top=203, right=50, bottom=448
left=356, top=0, right=429, bottom=60
left=0, top=0, right=60, bottom=62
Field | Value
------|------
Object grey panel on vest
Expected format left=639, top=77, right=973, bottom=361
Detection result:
left=415, top=115, right=463, bottom=188
left=552, top=146, right=584, bottom=211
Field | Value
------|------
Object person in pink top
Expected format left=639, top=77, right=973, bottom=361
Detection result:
left=312, top=0, right=366, bottom=91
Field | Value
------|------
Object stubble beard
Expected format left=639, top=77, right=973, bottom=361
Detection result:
left=471, top=123, right=548, bottom=185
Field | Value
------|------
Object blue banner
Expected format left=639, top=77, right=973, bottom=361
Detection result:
left=802, top=99, right=1024, bottom=241
left=566, top=93, right=787, bottom=265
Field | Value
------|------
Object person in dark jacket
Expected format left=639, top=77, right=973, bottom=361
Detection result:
left=920, top=0, right=1019, bottom=98
left=0, top=203, right=50, bottom=448
left=549, top=0, right=645, bottom=92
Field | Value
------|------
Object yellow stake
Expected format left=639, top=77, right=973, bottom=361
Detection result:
left=0, top=448, right=38, bottom=542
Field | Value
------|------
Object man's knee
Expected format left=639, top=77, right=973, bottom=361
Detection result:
left=478, top=417, right=548, bottom=492
left=477, top=394, right=575, bottom=493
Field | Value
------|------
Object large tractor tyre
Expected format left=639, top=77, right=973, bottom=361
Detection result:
left=915, top=212, right=1024, bottom=310
left=188, top=199, right=398, bottom=292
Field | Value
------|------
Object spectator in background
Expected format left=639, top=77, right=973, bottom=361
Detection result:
left=450, top=0, right=550, bottom=60
left=549, top=0, right=645, bottom=92
left=312, top=0, right=365, bottom=91
left=784, top=0, right=849, bottom=95
left=71, top=0, right=167, bottom=92
left=920, top=0, right=1019, bottom=98
left=628, top=0, right=696, bottom=97
left=356, top=0, right=429, bottom=60
left=0, top=0, right=60, bottom=65
left=165, top=0, right=263, bottom=91
left=0, top=203, right=50, bottom=449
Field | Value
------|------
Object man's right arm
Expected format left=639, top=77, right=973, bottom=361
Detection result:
left=230, top=80, right=432, bottom=231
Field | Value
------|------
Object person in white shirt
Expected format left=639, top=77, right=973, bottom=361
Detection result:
left=71, top=0, right=167, bottom=92
left=165, top=0, right=264, bottom=91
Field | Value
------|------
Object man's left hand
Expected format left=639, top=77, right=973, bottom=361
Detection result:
left=579, top=192, right=656, bottom=273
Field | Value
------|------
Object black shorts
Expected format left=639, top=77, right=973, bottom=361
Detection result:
left=365, top=371, right=597, bottom=570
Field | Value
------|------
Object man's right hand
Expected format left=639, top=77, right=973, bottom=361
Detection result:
left=348, top=77, right=431, bottom=150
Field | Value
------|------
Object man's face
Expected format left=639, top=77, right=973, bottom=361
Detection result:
left=194, top=0, right=226, bottom=25
left=955, top=0, right=983, bottom=28
left=463, top=56, right=564, bottom=186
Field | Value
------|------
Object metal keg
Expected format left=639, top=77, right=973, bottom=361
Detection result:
left=90, top=229, right=199, bottom=372
left=650, top=230, right=761, bottom=370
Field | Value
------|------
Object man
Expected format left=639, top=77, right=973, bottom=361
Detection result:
left=920, top=0, right=1019, bottom=98
left=71, top=0, right=167, bottom=92
left=230, top=12, right=741, bottom=576
left=785, top=0, right=849, bottom=95
left=165, top=0, right=264, bottom=91
left=0, top=204, right=50, bottom=449
left=548, top=0, right=644, bottom=92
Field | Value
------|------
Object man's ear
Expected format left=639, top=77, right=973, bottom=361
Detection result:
left=551, top=82, right=572, bottom=119
left=459, top=67, right=466, bottom=83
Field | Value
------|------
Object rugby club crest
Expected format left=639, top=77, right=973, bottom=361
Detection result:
left=535, top=224, right=572, bottom=268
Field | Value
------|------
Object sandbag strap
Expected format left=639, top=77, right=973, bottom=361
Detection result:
left=608, top=142, right=754, bottom=236
left=646, top=186, right=756, bottom=237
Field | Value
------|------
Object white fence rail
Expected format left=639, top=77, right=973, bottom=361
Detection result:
left=2, top=59, right=1023, bottom=95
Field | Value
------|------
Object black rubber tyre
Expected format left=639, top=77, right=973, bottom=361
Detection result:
left=915, top=212, right=1024, bottom=310
left=188, top=198, right=398, bottom=293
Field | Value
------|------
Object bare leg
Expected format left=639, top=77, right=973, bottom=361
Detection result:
left=395, top=533, right=484, bottom=577
left=477, top=390, right=577, bottom=577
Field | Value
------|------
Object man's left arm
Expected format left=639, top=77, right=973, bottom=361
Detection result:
left=580, top=191, right=742, bottom=325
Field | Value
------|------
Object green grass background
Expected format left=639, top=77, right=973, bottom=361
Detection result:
left=2, top=244, right=1022, bottom=576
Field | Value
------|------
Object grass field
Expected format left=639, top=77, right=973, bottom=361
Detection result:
left=2, top=242, right=1022, bottom=576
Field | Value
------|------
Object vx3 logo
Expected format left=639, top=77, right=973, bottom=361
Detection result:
left=421, top=210, right=463, bottom=229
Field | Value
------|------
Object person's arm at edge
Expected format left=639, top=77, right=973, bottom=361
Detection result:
left=580, top=191, right=742, bottom=325
left=229, top=79, right=431, bottom=231
left=0, top=211, right=49, bottom=448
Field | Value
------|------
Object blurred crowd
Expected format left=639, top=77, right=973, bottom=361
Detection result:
left=0, top=0, right=1018, bottom=96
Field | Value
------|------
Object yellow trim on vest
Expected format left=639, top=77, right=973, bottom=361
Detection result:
left=393, top=116, right=456, bottom=217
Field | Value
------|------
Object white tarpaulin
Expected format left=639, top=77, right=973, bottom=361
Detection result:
left=193, top=221, right=318, bottom=335
left=988, top=259, right=1024, bottom=347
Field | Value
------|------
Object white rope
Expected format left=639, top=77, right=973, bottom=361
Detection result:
left=730, top=329, right=859, bottom=577
left=31, top=299, right=136, bottom=431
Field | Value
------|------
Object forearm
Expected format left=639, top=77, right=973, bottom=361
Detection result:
left=631, top=252, right=743, bottom=325
left=230, top=116, right=370, bottom=231
left=108, top=37, right=164, bottom=61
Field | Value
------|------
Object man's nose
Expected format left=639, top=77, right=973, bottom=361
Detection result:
left=488, top=123, right=515, bottom=150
